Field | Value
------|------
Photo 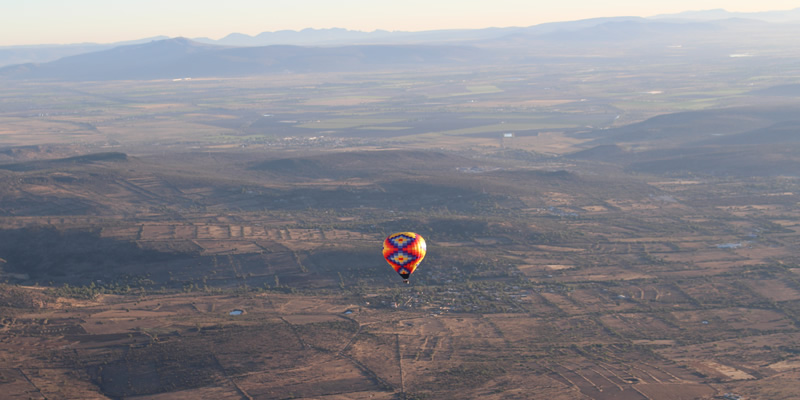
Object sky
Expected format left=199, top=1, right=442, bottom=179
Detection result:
left=1, top=0, right=798, bottom=46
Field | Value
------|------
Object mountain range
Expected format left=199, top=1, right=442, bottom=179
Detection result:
left=1, top=8, right=799, bottom=81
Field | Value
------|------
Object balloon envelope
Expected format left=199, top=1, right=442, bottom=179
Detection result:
left=383, top=232, right=426, bottom=282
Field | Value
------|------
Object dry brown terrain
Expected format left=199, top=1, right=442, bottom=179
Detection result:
left=2, top=67, right=800, bottom=400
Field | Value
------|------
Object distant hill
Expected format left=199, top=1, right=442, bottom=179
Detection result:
left=651, top=8, right=800, bottom=22
left=213, top=28, right=404, bottom=47
left=0, top=37, right=169, bottom=68
left=567, top=141, right=800, bottom=178
left=536, top=19, right=724, bottom=43
left=0, top=38, right=492, bottom=81
left=580, top=107, right=800, bottom=147
left=624, top=144, right=800, bottom=177
left=693, top=120, right=800, bottom=146
left=567, top=107, right=800, bottom=177
left=0, top=38, right=227, bottom=81
left=201, top=19, right=639, bottom=47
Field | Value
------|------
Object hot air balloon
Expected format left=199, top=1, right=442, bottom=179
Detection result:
left=383, top=232, right=426, bottom=284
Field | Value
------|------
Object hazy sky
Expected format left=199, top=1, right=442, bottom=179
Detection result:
left=1, top=0, right=798, bottom=46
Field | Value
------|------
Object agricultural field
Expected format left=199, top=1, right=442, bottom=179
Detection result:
left=2, top=55, right=800, bottom=400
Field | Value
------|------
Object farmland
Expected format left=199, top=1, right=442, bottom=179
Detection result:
left=2, top=51, right=800, bottom=400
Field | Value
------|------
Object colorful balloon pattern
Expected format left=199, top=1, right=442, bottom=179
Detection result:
left=383, top=232, right=426, bottom=283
